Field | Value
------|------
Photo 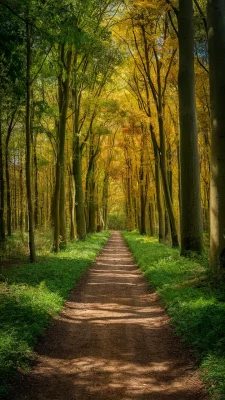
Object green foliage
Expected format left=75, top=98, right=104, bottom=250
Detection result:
left=123, top=231, right=225, bottom=400
left=108, top=213, right=125, bottom=230
left=0, top=231, right=109, bottom=398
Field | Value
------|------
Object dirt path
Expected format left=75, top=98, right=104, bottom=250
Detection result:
left=12, top=231, right=209, bottom=400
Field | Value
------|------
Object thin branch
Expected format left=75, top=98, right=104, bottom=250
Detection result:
left=30, top=45, right=53, bottom=84
left=165, top=0, right=179, bottom=17
left=168, top=10, right=178, bottom=37
left=162, top=48, right=177, bottom=98
left=193, top=0, right=208, bottom=36
left=196, top=54, right=209, bottom=74
left=0, top=0, right=47, bottom=34
left=139, top=24, right=158, bottom=105
left=0, top=0, right=27, bottom=23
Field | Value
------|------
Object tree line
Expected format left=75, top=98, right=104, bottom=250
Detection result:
left=0, top=0, right=225, bottom=279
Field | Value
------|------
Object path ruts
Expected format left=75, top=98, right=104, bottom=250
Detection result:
left=12, top=231, right=209, bottom=400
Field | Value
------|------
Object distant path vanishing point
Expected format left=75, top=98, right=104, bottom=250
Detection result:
left=11, top=231, right=209, bottom=400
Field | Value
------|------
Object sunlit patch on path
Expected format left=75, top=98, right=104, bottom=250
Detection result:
left=12, top=231, right=209, bottom=400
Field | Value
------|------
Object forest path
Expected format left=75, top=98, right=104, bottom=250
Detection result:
left=12, top=231, right=209, bottom=400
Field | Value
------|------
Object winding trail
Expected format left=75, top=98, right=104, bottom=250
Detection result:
left=13, top=231, right=209, bottom=400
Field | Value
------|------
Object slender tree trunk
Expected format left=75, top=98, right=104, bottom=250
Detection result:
left=5, top=131, right=12, bottom=236
left=139, top=142, right=146, bottom=235
left=178, top=0, right=203, bottom=255
left=53, top=45, right=72, bottom=251
left=158, top=114, right=179, bottom=247
left=33, top=132, right=39, bottom=227
left=0, top=110, right=5, bottom=241
left=25, top=21, right=36, bottom=262
left=87, top=156, right=96, bottom=233
left=89, top=177, right=96, bottom=233
left=5, top=109, right=17, bottom=236
left=72, top=85, right=86, bottom=240
left=207, top=0, right=225, bottom=273
left=149, top=201, right=155, bottom=236
left=73, top=141, right=86, bottom=239
left=19, top=158, right=24, bottom=232
left=59, top=171, right=66, bottom=239
left=86, top=137, right=96, bottom=233
left=125, top=157, right=135, bottom=230
left=102, top=172, right=109, bottom=229
left=69, top=171, right=76, bottom=240
left=150, top=124, right=165, bottom=242
left=13, top=155, right=17, bottom=230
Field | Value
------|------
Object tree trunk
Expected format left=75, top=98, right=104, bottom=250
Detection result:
left=53, top=45, right=72, bottom=251
left=13, top=155, right=18, bottom=230
left=86, top=139, right=96, bottom=233
left=102, top=172, right=109, bottom=230
left=0, top=109, right=5, bottom=241
left=59, top=171, right=66, bottom=240
left=25, top=21, right=36, bottom=262
left=149, top=201, right=155, bottom=237
left=33, top=130, right=39, bottom=227
left=89, top=177, right=96, bottom=233
left=69, top=171, right=76, bottom=240
left=72, top=80, right=86, bottom=239
left=150, top=124, right=165, bottom=242
left=5, top=129, right=12, bottom=236
left=139, top=142, right=146, bottom=235
left=5, top=109, right=17, bottom=236
left=178, top=0, right=203, bottom=255
left=73, top=142, right=86, bottom=240
left=158, top=114, right=179, bottom=248
left=19, top=158, right=24, bottom=232
left=207, top=0, right=225, bottom=273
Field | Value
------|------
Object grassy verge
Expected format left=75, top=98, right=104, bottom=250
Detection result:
left=123, top=231, right=225, bottom=400
left=0, top=231, right=109, bottom=398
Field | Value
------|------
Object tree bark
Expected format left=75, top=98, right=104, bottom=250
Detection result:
left=139, top=131, right=146, bottom=235
left=19, top=157, right=24, bottom=232
left=149, top=201, right=155, bottom=237
left=85, top=131, right=97, bottom=233
left=5, top=127, right=12, bottom=236
left=207, top=0, right=225, bottom=273
left=73, top=140, right=86, bottom=240
left=25, top=21, right=36, bottom=262
left=33, top=125, right=39, bottom=228
left=0, top=109, right=5, bottom=241
left=102, top=172, right=109, bottom=230
left=178, top=0, right=203, bottom=255
left=53, top=45, right=72, bottom=251
left=150, top=124, right=165, bottom=243
left=158, top=109, right=179, bottom=248
left=69, top=170, right=76, bottom=240
left=72, top=80, right=87, bottom=240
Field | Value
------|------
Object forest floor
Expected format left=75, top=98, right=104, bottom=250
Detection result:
left=10, top=231, right=210, bottom=400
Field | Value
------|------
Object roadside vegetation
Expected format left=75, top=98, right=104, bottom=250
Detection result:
left=123, top=231, right=225, bottom=400
left=0, top=230, right=109, bottom=398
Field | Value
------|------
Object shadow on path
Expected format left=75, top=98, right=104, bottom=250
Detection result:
left=11, top=231, right=209, bottom=400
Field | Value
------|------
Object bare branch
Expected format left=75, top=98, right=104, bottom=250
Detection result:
left=193, top=0, right=208, bottom=36
left=168, top=10, right=178, bottom=37
left=165, top=0, right=179, bottom=17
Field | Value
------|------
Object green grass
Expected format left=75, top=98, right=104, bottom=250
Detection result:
left=123, top=231, right=225, bottom=400
left=0, top=231, right=109, bottom=398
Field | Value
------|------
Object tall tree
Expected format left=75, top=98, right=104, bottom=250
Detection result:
left=178, top=0, right=203, bottom=255
left=5, top=108, right=17, bottom=236
left=207, top=0, right=225, bottom=273
left=25, top=18, right=36, bottom=262
left=53, top=43, right=72, bottom=252
left=0, top=108, right=5, bottom=241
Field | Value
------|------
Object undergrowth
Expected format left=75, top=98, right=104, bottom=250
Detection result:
left=123, top=231, right=225, bottom=400
left=0, top=231, right=109, bottom=398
